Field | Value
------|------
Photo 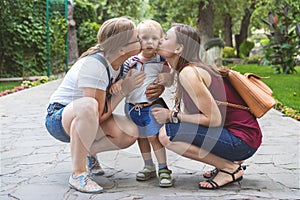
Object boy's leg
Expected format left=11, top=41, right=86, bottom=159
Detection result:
left=148, top=135, right=166, bottom=168
left=136, top=137, right=156, bottom=181
left=138, top=137, right=154, bottom=165
left=148, top=135, right=173, bottom=187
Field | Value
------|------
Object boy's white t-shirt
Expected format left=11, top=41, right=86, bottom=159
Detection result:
left=49, top=54, right=120, bottom=105
left=122, top=54, right=170, bottom=104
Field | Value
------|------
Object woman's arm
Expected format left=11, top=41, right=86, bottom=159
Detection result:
left=178, top=66, right=222, bottom=127
left=83, top=70, right=146, bottom=122
left=82, top=88, right=110, bottom=122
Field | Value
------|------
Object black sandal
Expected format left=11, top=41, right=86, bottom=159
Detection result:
left=203, top=165, right=247, bottom=179
left=199, top=165, right=244, bottom=190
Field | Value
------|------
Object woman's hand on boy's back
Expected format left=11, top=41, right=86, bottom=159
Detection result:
left=145, top=84, right=165, bottom=101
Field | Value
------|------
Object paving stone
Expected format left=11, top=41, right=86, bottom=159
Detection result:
left=0, top=79, right=299, bottom=199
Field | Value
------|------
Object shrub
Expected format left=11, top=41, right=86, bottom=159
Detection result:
left=223, top=46, right=236, bottom=58
left=0, top=0, right=47, bottom=77
left=0, top=0, right=67, bottom=77
left=260, top=38, right=270, bottom=46
left=73, top=0, right=97, bottom=30
left=261, top=4, right=300, bottom=74
left=77, top=21, right=101, bottom=55
left=244, top=54, right=262, bottom=64
left=239, top=40, right=255, bottom=59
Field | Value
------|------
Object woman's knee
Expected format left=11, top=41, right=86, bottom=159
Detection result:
left=113, top=133, right=137, bottom=149
left=158, top=127, right=170, bottom=147
left=124, top=135, right=137, bottom=148
left=75, top=97, right=99, bottom=120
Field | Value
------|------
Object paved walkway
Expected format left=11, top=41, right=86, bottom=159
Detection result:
left=0, top=79, right=299, bottom=200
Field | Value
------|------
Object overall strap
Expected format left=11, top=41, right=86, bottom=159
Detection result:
left=87, top=53, right=111, bottom=113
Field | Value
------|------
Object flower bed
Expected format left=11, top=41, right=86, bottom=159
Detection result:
left=0, top=76, right=55, bottom=97
left=274, top=101, right=300, bottom=121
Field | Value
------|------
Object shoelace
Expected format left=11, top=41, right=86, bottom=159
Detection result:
left=92, top=159, right=100, bottom=168
left=89, top=157, right=100, bottom=170
left=79, top=175, right=89, bottom=187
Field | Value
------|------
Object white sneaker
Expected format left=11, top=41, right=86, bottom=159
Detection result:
left=69, top=172, right=103, bottom=193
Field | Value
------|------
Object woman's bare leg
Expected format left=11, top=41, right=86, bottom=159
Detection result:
left=158, top=126, right=244, bottom=188
left=62, top=97, right=99, bottom=177
left=90, top=114, right=138, bottom=154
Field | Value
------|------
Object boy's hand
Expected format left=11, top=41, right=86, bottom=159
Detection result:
left=109, top=80, right=123, bottom=95
left=155, top=72, right=174, bottom=87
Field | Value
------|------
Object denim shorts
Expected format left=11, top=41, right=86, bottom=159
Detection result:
left=45, top=103, right=70, bottom=143
left=125, top=103, right=162, bottom=137
left=165, top=122, right=257, bottom=161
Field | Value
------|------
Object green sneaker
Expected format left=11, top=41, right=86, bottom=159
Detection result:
left=136, top=165, right=157, bottom=181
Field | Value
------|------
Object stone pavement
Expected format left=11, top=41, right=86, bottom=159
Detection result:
left=0, top=79, right=299, bottom=200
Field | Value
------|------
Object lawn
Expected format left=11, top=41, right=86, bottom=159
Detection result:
left=0, top=81, right=21, bottom=92
left=231, top=64, right=300, bottom=111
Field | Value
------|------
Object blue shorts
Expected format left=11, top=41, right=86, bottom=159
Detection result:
left=165, top=122, right=257, bottom=161
left=125, top=103, right=162, bottom=137
left=45, top=103, right=70, bottom=143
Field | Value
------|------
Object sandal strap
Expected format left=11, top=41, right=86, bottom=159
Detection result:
left=207, top=179, right=219, bottom=189
left=158, top=169, right=172, bottom=176
left=210, top=168, right=219, bottom=176
left=138, top=170, right=153, bottom=176
left=219, top=165, right=243, bottom=181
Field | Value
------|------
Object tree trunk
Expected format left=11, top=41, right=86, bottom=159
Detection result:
left=223, top=13, right=232, bottom=47
left=234, top=3, right=255, bottom=57
left=68, top=1, right=78, bottom=65
left=196, top=0, right=214, bottom=60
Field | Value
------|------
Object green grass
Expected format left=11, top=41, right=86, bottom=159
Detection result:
left=231, top=64, right=300, bottom=111
left=0, top=81, right=21, bottom=92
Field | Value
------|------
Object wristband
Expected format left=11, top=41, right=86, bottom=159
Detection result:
left=171, top=111, right=180, bottom=124
left=169, top=111, right=174, bottom=123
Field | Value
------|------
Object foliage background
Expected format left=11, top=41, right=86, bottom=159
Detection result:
left=0, top=0, right=47, bottom=78
left=0, top=0, right=68, bottom=78
left=0, top=0, right=299, bottom=78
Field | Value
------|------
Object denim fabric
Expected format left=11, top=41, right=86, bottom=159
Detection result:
left=45, top=103, right=70, bottom=143
left=125, top=103, right=162, bottom=137
left=165, top=122, right=257, bottom=161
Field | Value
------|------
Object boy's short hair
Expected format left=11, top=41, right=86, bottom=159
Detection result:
left=137, top=19, right=163, bottom=37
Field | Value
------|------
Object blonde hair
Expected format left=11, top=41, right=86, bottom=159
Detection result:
left=80, top=17, right=136, bottom=58
left=137, top=19, right=163, bottom=37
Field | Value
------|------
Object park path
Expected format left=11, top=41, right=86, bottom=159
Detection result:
left=0, top=79, right=299, bottom=199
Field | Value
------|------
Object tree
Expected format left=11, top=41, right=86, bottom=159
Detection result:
left=68, top=0, right=79, bottom=65
left=234, top=2, right=256, bottom=57
left=223, top=13, right=233, bottom=47
left=196, top=1, right=215, bottom=58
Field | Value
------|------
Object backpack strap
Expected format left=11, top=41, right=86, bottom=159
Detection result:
left=191, top=66, right=251, bottom=112
left=87, top=53, right=111, bottom=113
